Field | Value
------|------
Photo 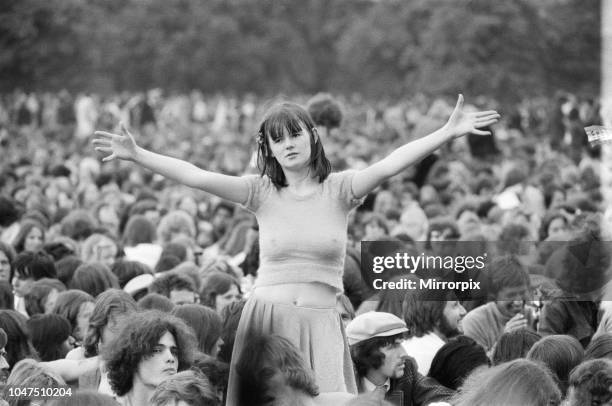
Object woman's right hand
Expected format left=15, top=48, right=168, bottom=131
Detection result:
left=92, top=122, right=139, bottom=162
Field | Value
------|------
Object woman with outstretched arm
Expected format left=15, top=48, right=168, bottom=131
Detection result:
left=93, top=94, right=499, bottom=405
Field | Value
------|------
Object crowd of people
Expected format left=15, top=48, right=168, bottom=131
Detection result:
left=0, top=88, right=610, bottom=406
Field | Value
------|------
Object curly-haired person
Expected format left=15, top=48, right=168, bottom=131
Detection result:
left=103, top=310, right=198, bottom=406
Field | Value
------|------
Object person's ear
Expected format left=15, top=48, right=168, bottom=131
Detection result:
left=312, top=127, right=319, bottom=144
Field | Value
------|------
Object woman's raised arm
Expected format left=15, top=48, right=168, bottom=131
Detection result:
left=351, top=94, right=500, bottom=198
left=92, top=123, right=249, bottom=204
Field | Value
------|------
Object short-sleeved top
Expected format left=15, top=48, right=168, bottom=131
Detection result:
left=241, top=170, right=363, bottom=291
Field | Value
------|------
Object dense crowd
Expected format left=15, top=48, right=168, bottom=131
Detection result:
left=0, top=89, right=610, bottom=406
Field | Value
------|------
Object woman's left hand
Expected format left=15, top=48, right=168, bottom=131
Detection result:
left=444, top=94, right=501, bottom=138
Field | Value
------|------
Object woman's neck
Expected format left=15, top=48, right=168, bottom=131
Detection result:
left=283, top=168, right=316, bottom=189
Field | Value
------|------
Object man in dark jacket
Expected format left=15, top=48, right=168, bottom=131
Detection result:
left=347, top=312, right=454, bottom=406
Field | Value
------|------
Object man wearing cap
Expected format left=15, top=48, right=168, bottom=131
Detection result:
left=347, top=312, right=454, bottom=406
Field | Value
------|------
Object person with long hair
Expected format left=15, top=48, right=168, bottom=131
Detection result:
left=93, top=96, right=499, bottom=403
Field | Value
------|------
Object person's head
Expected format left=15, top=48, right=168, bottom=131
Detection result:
left=491, top=328, right=541, bottom=365
left=217, top=299, right=246, bottom=364
left=452, top=359, right=561, bottom=406
left=585, top=333, right=612, bottom=361
left=362, top=212, right=389, bottom=240
left=306, top=92, right=343, bottom=131
left=150, top=271, right=198, bottom=306
left=565, top=359, right=612, bottom=406
left=80, top=233, right=118, bottom=267
left=200, top=271, right=242, bottom=314
left=157, top=210, right=196, bottom=244
left=539, top=211, right=569, bottom=241
left=236, top=334, right=319, bottom=406
left=211, top=202, right=234, bottom=239
left=11, top=251, right=57, bottom=297
left=45, top=391, right=118, bottom=406
left=0, top=242, right=16, bottom=283
left=25, top=314, right=73, bottom=361
left=123, top=214, right=157, bottom=246
left=111, top=259, right=152, bottom=289
left=428, top=335, right=490, bottom=390
left=150, top=369, right=219, bottom=406
left=54, top=254, right=83, bottom=286
left=0, top=310, right=37, bottom=369
left=256, top=101, right=331, bottom=188
left=23, top=278, right=65, bottom=316
left=84, top=289, right=137, bottom=358
left=138, top=292, right=176, bottom=312
left=4, top=361, right=65, bottom=402
left=13, top=219, right=45, bottom=253
left=191, top=354, right=229, bottom=404
left=103, top=310, right=197, bottom=396
left=68, top=261, right=120, bottom=298
left=527, top=334, right=584, bottom=396
left=487, top=255, right=531, bottom=318
left=347, top=312, right=409, bottom=380
left=455, top=204, right=481, bottom=237
left=51, top=290, right=95, bottom=343
left=171, top=304, right=223, bottom=356
left=402, top=278, right=466, bottom=340
left=0, top=328, right=9, bottom=381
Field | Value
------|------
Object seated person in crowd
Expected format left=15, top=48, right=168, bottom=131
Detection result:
left=150, top=271, right=199, bottom=306
left=103, top=310, right=197, bottom=406
left=347, top=312, right=454, bottom=406
left=461, top=255, right=531, bottom=353
left=402, top=276, right=466, bottom=374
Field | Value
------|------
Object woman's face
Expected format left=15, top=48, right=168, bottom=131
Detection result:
left=75, top=301, right=95, bottom=342
left=24, top=227, right=44, bottom=252
left=267, top=124, right=312, bottom=171
left=12, top=275, right=34, bottom=297
left=215, top=284, right=241, bottom=314
left=0, top=251, right=10, bottom=283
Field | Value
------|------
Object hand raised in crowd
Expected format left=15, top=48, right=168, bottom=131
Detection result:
left=503, top=312, right=528, bottom=334
left=443, top=94, right=501, bottom=138
left=92, top=122, right=140, bottom=162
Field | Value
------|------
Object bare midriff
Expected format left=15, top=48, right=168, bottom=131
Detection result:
left=252, top=282, right=337, bottom=308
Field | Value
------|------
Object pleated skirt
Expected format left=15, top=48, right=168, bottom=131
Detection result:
left=225, top=295, right=357, bottom=406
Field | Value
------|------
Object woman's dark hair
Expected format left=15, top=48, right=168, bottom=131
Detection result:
left=585, top=333, right=612, bottom=361
left=200, top=271, right=241, bottom=310
left=256, top=102, right=331, bottom=188
left=51, top=290, right=94, bottom=337
left=0, top=310, right=38, bottom=368
left=492, top=328, right=541, bottom=365
left=111, top=259, right=152, bottom=289
left=236, top=334, right=319, bottom=406
left=350, top=333, right=406, bottom=378
left=122, top=214, right=156, bottom=246
left=12, top=219, right=45, bottom=253
left=24, top=278, right=66, bottom=316
left=192, top=353, right=230, bottom=402
left=103, top=310, right=197, bottom=396
left=26, top=314, right=71, bottom=361
left=428, top=335, right=490, bottom=390
left=527, top=334, right=584, bottom=396
left=83, top=289, right=137, bottom=358
left=137, top=292, right=176, bottom=312
left=54, top=255, right=83, bottom=286
left=172, top=304, right=222, bottom=355
left=0, top=281, right=13, bottom=310
left=12, top=251, right=57, bottom=283
left=68, top=262, right=119, bottom=298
